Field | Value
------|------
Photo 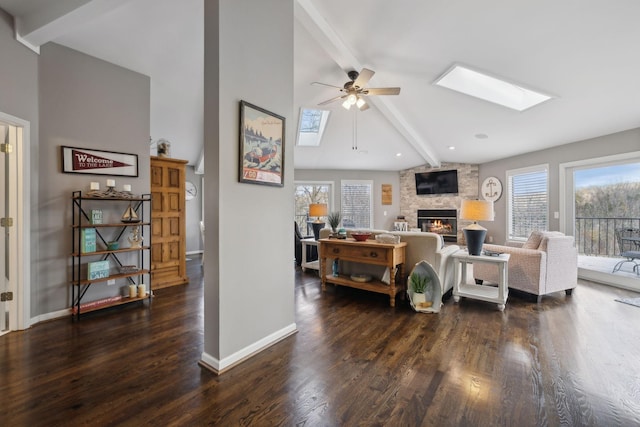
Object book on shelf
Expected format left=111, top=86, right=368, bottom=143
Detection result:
left=81, top=228, right=97, bottom=253
left=87, top=260, right=110, bottom=280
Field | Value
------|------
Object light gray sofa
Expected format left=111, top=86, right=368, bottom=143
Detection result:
left=318, top=228, right=460, bottom=297
left=473, top=231, right=578, bottom=302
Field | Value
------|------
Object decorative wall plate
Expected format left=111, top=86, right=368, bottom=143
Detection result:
left=481, top=176, right=503, bottom=202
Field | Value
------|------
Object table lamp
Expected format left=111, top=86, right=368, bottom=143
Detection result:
left=460, top=199, right=494, bottom=255
left=309, top=203, right=327, bottom=240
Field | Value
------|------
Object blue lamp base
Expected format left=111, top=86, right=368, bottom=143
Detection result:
left=463, top=227, right=487, bottom=256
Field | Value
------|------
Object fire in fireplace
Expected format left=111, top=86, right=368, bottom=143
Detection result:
left=417, top=209, right=457, bottom=242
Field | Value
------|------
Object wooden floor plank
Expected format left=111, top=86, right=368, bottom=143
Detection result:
left=1, top=256, right=640, bottom=426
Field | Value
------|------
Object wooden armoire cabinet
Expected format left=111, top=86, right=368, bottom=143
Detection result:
left=150, top=156, right=189, bottom=289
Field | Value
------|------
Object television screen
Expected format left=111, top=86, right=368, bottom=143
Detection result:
left=415, top=170, right=458, bottom=195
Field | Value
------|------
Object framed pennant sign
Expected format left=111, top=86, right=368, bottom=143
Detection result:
left=61, top=146, right=139, bottom=177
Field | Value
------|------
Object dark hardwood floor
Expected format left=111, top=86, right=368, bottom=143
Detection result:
left=2, top=256, right=640, bottom=426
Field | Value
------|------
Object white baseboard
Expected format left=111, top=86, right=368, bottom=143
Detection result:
left=186, top=250, right=204, bottom=256
left=200, top=322, right=297, bottom=374
left=31, top=308, right=71, bottom=326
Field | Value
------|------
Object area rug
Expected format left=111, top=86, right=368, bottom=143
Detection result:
left=615, top=297, right=640, bottom=308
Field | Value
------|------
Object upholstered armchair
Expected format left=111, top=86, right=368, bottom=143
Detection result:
left=473, top=231, right=578, bottom=302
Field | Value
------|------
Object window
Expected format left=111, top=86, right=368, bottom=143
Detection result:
left=341, top=180, right=373, bottom=229
left=296, top=108, right=330, bottom=147
left=507, top=165, right=548, bottom=240
left=294, top=182, right=332, bottom=235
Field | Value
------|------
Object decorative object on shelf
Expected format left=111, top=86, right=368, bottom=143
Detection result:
left=327, top=211, right=341, bottom=233
left=107, top=241, right=119, bottom=251
left=309, top=203, right=327, bottom=240
left=185, top=180, right=197, bottom=200
left=85, top=180, right=135, bottom=199
left=239, top=100, right=285, bottom=187
left=481, top=176, right=503, bottom=202
left=122, top=184, right=132, bottom=193
left=121, top=203, right=140, bottom=223
left=90, top=209, right=103, bottom=225
left=351, top=232, right=372, bottom=241
left=87, top=260, right=110, bottom=280
left=350, top=274, right=372, bottom=283
left=128, top=226, right=143, bottom=248
left=119, top=265, right=139, bottom=273
left=332, top=259, right=339, bottom=276
left=81, top=228, right=97, bottom=253
left=156, top=139, right=171, bottom=157
left=61, top=146, right=138, bottom=177
left=129, top=284, right=137, bottom=298
left=460, top=199, right=494, bottom=256
left=137, top=284, right=146, bottom=298
left=393, top=221, right=408, bottom=231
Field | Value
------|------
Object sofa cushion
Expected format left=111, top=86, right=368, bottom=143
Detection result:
left=522, top=230, right=544, bottom=249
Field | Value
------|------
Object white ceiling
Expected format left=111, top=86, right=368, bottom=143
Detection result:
left=2, top=0, right=640, bottom=170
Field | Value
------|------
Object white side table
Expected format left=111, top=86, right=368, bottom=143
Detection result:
left=452, top=249, right=510, bottom=311
left=300, top=238, right=319, bottom=272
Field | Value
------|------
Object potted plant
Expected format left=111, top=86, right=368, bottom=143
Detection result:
left=410, top=272, right=431, bottom=305
left=327, top=211, right=342, bottom=233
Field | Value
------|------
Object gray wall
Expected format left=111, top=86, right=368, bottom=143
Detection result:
left=294, top=169, right=401, bottom=230
left=203, top=0, right=295, bottom=368
left=480, top=127, right=640, bottom=244
left=38, top=42, right=150, bottom=315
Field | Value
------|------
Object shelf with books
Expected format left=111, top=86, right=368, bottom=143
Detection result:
left=71, top=191, right=152, bottom=320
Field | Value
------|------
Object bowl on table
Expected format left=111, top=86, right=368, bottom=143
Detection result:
left=351, top=232, right=372, bottom=242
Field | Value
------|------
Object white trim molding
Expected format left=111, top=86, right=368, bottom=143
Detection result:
left=200, top=323, right=297, bottom=375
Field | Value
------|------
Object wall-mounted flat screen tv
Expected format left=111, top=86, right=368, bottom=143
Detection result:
left=415, top=170, right=459, bottom=195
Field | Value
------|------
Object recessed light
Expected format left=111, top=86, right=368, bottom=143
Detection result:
left=448, top=146, right=456, bottom=150
left=396, top=152, right=402, bottom=157
left=434, top=64, right=553, bottom=111
left=475, top=133, right=488, bottom=139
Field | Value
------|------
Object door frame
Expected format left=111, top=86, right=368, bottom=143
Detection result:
left=0, top=111, right=31, bottom=331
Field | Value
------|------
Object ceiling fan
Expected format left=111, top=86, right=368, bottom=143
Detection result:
left=313, top=68, right=401, bottom=111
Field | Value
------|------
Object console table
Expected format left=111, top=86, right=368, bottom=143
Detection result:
left=319, top=238, right=407, bottom=307
left=452, top=249, right=510, bottom=311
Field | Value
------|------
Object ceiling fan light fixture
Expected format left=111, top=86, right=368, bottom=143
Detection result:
left=356, top=97, right=366, bottom=109
left=342, top=99, right=352, bottom=110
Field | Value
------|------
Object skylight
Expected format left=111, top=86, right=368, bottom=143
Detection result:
left=434, top=65, right=553, bottom=111
left=297, top=108, right=330, bottom=146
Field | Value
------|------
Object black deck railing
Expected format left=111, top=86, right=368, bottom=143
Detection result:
left=575, top=217, right=640, bottom=256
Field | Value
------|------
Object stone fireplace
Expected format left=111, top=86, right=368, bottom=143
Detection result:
left=417, top=209, right=457, bottom=242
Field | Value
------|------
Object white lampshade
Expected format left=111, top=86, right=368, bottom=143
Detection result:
left=460, top=199, right=494, bottom=222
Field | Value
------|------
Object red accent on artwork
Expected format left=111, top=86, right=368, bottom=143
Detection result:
left=71, top=149, right=131, bottom=171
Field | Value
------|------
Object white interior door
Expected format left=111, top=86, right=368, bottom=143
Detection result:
left=0, top=122, right=18, bottom=335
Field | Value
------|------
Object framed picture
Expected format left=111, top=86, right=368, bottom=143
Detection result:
left=61, top=146, right=139, bottom=177
left=239, top=100, right=285, bottom=187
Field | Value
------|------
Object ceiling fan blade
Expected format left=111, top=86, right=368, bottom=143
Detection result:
left=318, top=95, right=345, bottom=105
left=364, top=87, right=401, bottom=96
left=311, top=81, right=343, bottom=90
left=353, top=68, right=374, bottom=89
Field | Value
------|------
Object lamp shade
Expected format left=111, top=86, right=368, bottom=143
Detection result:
left=309, top=203, right=328, bottom=218
left=460, top=199, right=494, bottom=222
left=460, top=199, right=493, bottom=256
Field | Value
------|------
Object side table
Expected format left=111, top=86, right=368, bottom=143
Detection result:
left=452, top=249, right=510, bottom=311
left=300, top=238, right=319, bottom=272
